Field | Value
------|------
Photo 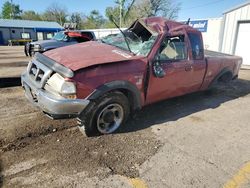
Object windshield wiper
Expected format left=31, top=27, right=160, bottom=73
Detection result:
left=109, top=15, right=133, bottom=54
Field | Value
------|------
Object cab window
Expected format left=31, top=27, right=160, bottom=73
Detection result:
left=159, top=35, right=187, bottom=61
left=188, top=33, right=204, bottom=60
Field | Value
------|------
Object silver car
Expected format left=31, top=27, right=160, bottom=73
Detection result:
left=24, top=30, right=96, bottom=56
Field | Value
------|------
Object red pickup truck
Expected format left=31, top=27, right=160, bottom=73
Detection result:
left=21, top=17, right=242, bottom=136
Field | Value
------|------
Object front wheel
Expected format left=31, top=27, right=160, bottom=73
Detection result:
left=79, top=91, right=130, bottom=136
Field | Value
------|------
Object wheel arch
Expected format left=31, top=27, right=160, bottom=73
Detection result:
left=208, top=68, right=233, bottom=88
left=87, top=80, right=142, bottom=111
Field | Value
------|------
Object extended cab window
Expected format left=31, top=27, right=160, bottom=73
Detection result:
left=159, top=35, right=187, bottom=61
left=188, top=33, right=204, bottom=60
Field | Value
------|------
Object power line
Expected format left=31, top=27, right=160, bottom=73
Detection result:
left=182, top=0, right=226, bottom=11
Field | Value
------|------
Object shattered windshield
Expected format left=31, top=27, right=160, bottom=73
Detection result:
left=52, top=31, right=68, bottom=41
left=101, top=30, right=157, bottom=56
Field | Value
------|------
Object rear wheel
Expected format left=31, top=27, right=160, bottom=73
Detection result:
left=79, top=91, right=130, bottom=136
left=205, top=72, right=233, bottom=95
left=218, top=72, right=233, bottom=83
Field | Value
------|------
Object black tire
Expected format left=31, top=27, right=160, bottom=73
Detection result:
left=206, top=72, right=233, bottom=94
left=24, top=44, right=28, bottom=56
left=79, top=91, right=130, bottom=137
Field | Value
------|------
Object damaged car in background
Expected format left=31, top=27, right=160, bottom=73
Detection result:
left=21, top=17, right=242, bottom=136
left=24, top=30, right=96, bottom=56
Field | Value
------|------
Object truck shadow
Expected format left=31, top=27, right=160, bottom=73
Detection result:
left=119, top=78, right=250, bottom=133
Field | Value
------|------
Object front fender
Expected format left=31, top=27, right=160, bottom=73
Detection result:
left=87, top=80, right=142, bottom=110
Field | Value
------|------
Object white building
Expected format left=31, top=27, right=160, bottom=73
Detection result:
left=180, top=1, right=250, bottom=66
left=220, top=1, right=250, bottom=66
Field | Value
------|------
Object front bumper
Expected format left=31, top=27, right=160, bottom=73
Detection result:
left=24, top=43, right=43, bottom=57
left=21, top=73, right=90, bottom=119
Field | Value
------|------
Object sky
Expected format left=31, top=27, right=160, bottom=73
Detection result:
left=0, top=0, right=248, bottom=20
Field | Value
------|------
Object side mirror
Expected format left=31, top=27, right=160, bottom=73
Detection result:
left=152, top=55, right=166, bottom=78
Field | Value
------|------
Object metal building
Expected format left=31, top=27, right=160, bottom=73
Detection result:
left=0, top=19, right=63, bottom=45
left=220, top=1, right=250, bottom=66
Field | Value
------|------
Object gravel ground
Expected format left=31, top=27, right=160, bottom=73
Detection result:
left=0, top=68, right=250, bottom=187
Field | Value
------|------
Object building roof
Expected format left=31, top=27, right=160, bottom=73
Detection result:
left=0, top=19, right=63, bottom=29
left=224, top=1, right=250, bottom=14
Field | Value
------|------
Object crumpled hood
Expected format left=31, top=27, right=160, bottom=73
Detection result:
left=44, top=41, right=142, bottom=71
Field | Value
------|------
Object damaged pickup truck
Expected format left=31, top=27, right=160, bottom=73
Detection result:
left=21, top=17, right=242, bottom=136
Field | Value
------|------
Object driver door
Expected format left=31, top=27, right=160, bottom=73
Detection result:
left=146, top=35, right=195, bottom=104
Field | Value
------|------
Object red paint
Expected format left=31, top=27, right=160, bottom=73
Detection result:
left=44, top=17, right=242, bottom=107
left=65, top=31, right=91, bottom=40
left=44, top=41, right=143, bottom=71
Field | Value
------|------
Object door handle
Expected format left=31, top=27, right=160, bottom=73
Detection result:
left=185, top=65, right=193, bottom=71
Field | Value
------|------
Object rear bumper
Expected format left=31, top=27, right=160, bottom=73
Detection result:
left=21, top=73, right=90, bottom=119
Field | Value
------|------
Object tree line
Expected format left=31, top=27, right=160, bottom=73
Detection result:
left=0, top=0, right=181, bottom=29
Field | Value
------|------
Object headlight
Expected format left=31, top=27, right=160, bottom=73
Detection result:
left=61, top=81, right=76, bottom=95
left=61, top=81, right=76, bottom=99
left=45, top=73, right=77, bottom=99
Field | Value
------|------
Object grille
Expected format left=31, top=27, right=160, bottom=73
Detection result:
left=27, top=59, right=53, bottom=88
left=29, top=63, right=45, bottom=82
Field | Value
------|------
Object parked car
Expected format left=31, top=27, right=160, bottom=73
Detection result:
left=24, top=30, right=96, bottom=56
left=21, top=17, right=242, bottom=136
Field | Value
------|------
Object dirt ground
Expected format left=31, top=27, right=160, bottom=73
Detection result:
left=0, top=87, right=162, bottom=187
left=0, top=47, right=250, bottom=187
left=0, top=46, right=30, bottom=78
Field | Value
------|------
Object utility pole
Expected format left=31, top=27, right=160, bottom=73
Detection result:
left=119, top=0, right=122, bottom=28
left=10, top=0, right=13, bottom=19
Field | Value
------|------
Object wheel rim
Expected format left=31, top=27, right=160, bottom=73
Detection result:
left=96, top=103, right=124, bottom=134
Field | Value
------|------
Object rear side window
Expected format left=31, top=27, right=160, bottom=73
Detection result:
left=188, top=33, right=204, bottom=60
left=74, top=37, right=90, bottom=43
left=81, top=32, right=95, bottom=40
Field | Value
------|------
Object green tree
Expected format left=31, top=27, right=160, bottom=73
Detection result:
left=1, top=1, right=22, bottom=19
left=83, top=10, right=105, bottom=29
left=42, top=3, right=68, bottom=25
left=70, top=12, right=84, bottom=29
left=135, top=0, right=181, bottom=19
left=21, top=10, right=41, bottom=21
left=105, top=0, right=136, bottom=27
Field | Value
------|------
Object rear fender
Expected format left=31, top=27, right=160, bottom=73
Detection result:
left=208, top=68, right=233, bottom=88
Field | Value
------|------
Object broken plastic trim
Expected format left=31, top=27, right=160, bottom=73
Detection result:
left=35, top=53, right=74, bottom=78
left=133, top=19, right=158, bottom=36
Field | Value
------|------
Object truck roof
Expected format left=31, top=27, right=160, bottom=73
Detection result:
left=141, top=17, right=197, bottom=34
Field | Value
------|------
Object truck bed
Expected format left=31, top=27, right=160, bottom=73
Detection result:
left=204, top=50, right=234, bottom=57
left=201, top=50, right=242, bottom=90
